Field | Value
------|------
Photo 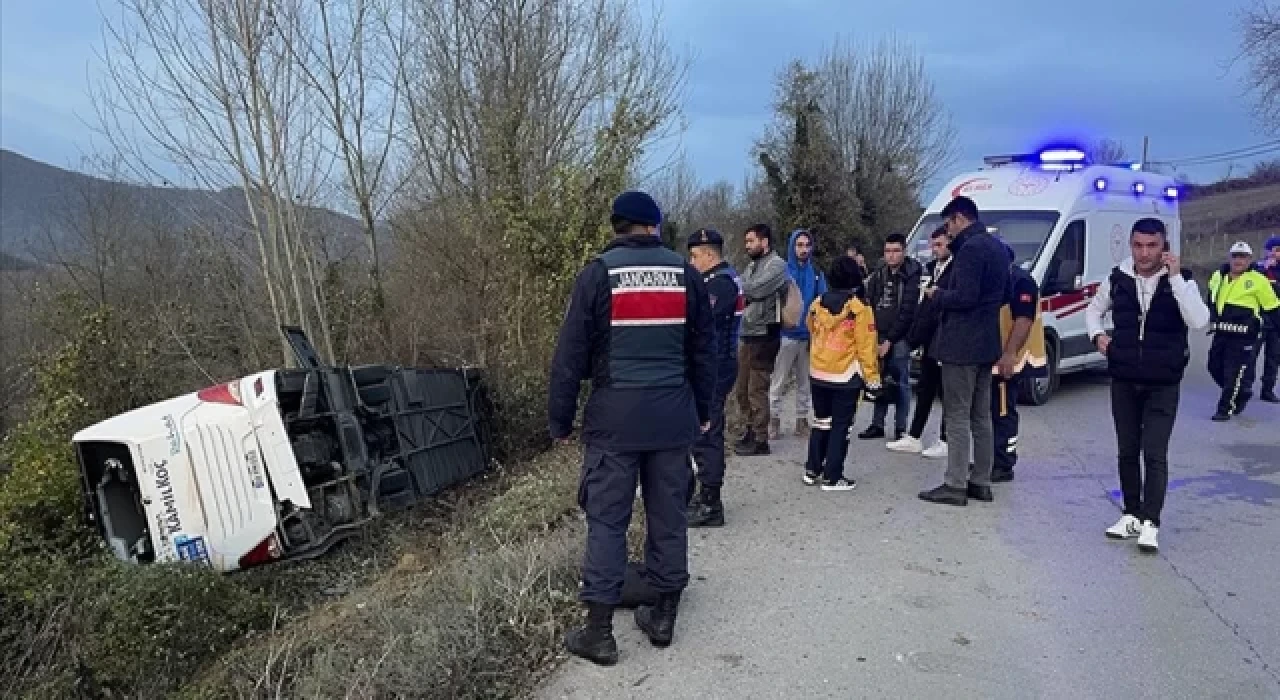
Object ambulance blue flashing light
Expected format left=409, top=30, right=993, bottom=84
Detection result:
left=1163, top=186, right=1179, bottom=199
left=1039, top=148, right=1087, bottom=163
left=1094, top=178, right=1108, bottom=191
left=1133, top=182, right=1146, bottom=195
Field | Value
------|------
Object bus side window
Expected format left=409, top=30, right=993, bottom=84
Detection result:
left=1044, top=220, right=1086, bottom=295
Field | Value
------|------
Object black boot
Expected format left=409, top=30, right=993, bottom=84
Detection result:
left=689, top=485, right=725, bottom=527
left=733, top=428, right=755, bottom=450
left=1262, top=388, right=1279, bottom=403
left=565, top=603, right=618, bottom=665
left=635, top=591, right=681, bottom=647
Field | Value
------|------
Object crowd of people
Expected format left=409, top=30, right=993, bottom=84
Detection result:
left=546, top=189, right=1280, bottom=666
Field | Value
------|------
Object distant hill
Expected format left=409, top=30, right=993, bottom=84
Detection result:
left=0, top=149, right=374, bottom=265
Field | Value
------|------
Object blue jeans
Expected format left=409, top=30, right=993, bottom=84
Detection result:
left=871, top=341, right=912, bottom=434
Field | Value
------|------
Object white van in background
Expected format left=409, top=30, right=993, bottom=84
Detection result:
left=906, top=148, right=1183, bottom=405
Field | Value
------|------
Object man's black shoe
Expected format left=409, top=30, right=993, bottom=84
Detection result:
left=565, top=603, right=618, bottom=665
left=1262, top=389, right=1279, bottom=404
left=858, top=425, right=885, bottom=440
left=635, top=592, right=681, bottom=647
left=966, top=483, right=994, bottom=502
left=918, top=484, right=967, bottom=506
left=689, top=486, right=725, bottom=527
left=734, top=440, right=771, bottom=456
left=991, top=469, right=1014, bottom=483
left=1212, top=412, right=1231, bottom=422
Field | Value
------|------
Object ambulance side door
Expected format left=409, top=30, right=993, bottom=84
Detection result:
left=1040, top=218, right=1093, bottom=363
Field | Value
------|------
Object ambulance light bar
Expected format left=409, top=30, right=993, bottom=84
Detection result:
left=983, top=147, right=1087, bottom=171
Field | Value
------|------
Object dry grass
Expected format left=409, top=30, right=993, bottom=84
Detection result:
left=181, top=445, right=594, bottom=700
left=1180, top=183, right=1280, bottom=278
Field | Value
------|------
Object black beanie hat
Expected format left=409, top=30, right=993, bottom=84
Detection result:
left=611, top=190, right=663, bottom=227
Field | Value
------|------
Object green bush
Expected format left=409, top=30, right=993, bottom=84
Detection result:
left=3, top=558, right=274, bottom=699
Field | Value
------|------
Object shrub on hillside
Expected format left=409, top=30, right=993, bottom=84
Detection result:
left=0, top=304, right=277, bottom=699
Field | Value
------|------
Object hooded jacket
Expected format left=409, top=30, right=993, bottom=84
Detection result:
left=807, top=289, right=882, bottom=391
left=781, top=229, right=827, bottom=341
left=1085, top=257, right=1211, bottom=385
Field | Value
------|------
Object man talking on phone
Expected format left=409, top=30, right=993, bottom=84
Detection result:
left=1085, top=218, right=1209, bottom=553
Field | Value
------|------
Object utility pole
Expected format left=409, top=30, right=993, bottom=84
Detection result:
left=1142, top=136, right=1149, bottom=168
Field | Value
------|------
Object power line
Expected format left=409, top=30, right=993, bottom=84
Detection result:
left=1148, top=139, right=1280, bottom=167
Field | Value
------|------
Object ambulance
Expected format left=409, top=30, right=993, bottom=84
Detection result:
left=905, top=147, right=1182, bottom=405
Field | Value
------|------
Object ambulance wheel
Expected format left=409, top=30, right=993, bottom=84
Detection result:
left=1022, top=342, right=1057, bottom=406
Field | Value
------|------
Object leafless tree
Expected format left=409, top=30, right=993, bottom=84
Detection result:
left=1087, top=138, right=1130, bottom=165
left=389, top=0, right=687, bottom=367
left=815, top=36, right=957, bottom=195
left=1239, top=1, right=1280, bottom=132
left=94, top=0, right=336, bottom=365
left=275, top=0, right=408, bottom=348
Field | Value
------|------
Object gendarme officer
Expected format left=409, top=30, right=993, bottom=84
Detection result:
left=686, top=228, right=745, bottom=527
left=548, top=190, right=716, bottom=665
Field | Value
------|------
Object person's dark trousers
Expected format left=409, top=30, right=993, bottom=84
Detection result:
left=991, top=375, right=1019, bottom=478
left=909, top=355, right=946, bottom=441
left=691, top=373, right=736, bottom=492
left=579, top=446, right=690, bottom=604
left=1110, top=380, right=1179, bottom=527
left=1209, top=333, right=1258, bottom=415
left=940, top=364, right=994, bottom=489
left=870, top=342, right=912, bottom=436
left=735, top=337, right=780, bottom=443
left=806, top=383, right=860, bottom=482
left=1259, top=328, right=1279, bottom=396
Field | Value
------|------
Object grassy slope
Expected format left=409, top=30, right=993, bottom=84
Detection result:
left=1179, top=182, right=1280, bottom=277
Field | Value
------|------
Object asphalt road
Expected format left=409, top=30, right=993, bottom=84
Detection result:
left=535, top=331, right=1280, bottom=700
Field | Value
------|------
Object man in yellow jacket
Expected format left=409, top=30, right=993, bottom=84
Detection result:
left=803, top=257, right=881, bottom=491
left=989, top=243, right=1048, bottom=483
left=1207, top=241, right=1280, bottom=420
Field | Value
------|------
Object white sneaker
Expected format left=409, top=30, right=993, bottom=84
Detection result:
left=886, top=435, right=923, bottom=454
left=820, top=478, right=857, bottom=492
left=922, top=442, right=948, bottom=459
left=1138, top=521, right=1159, bottom=553
left=1105, top=514, right=1142, bottom=540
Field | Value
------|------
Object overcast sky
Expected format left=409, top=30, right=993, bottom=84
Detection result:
left=3, top=0, right=1275, bottom=196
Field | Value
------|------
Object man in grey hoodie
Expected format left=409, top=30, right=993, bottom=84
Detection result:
left=734, top=224, right=790, bottom=456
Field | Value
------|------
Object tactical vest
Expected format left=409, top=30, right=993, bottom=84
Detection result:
left=1107, top=268, right=1190, bottom=385
left=705, top=263, right=744, bottom=365
left=599, top=244, right=690, bottom=389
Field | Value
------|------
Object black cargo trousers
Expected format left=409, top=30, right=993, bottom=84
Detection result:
left=578, top=445, right=690, bottom=604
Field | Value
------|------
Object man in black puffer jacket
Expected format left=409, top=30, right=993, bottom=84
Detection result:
left=919, top=196, right=1010, bottom=507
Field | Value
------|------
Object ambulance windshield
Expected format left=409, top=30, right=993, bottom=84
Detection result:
left=907, top=210, right=1060, bottom=266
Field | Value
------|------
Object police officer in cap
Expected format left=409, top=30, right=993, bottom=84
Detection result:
left=686, top=228, right=745, bottom=527
left=548, top=190, right=717, bottom=665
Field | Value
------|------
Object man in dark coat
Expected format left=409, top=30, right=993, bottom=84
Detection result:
left=548, top=190, right=716, bottom=664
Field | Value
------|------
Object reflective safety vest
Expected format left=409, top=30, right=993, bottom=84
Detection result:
left=1208, top=267, right=1280, bottom=336
left=994, top=268, right=1047, bottom=377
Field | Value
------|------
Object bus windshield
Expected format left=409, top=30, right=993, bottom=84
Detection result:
left=906, top=210, right=1061, bottom=268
